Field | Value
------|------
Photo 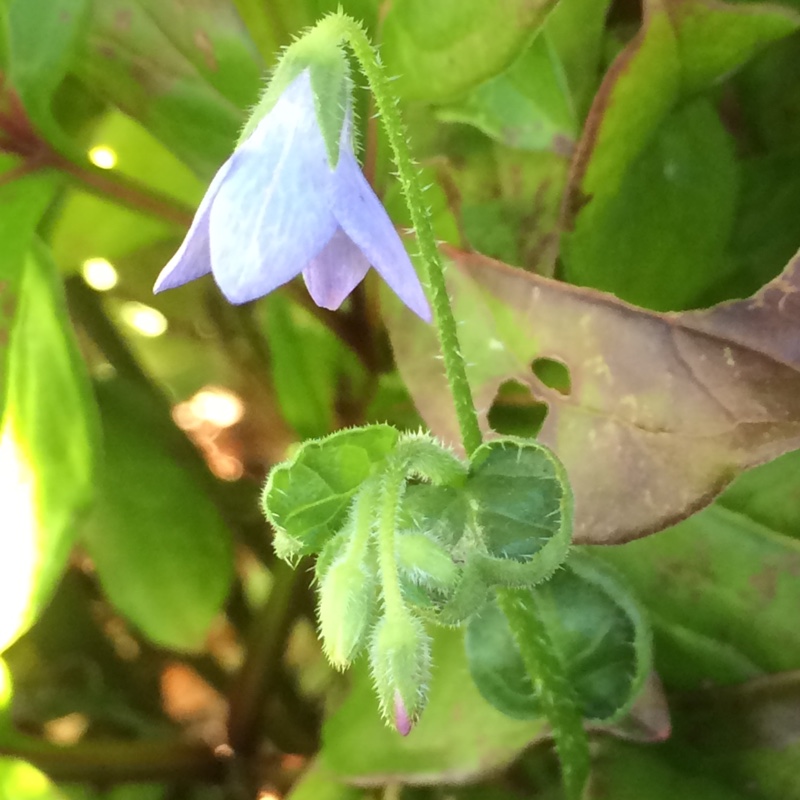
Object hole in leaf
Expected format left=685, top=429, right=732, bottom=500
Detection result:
left=487, top=380, right=548, bottom=439
left=531, top=357, right=571, bottom=396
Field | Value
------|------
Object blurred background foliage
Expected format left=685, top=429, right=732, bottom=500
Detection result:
left=2, top=0, right=800, bottom=797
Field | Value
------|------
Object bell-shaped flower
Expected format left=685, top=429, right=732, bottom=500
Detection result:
left=154, top=70, right=431, bottom=321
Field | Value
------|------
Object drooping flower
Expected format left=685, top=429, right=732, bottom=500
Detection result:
left=154, top=70, right=431, bottom=321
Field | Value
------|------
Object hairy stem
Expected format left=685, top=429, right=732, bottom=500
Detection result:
left=333, top=14, right=483, bottom=457
left=376, top=468, right=406, bottom=619
left=496, top=587, right=590, bottom=800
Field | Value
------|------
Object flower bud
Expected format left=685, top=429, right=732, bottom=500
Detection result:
left=370, top=612, right=431, bottom=735
left=396, top=532, right=458, bottom=591
left=318, top=555, right=375, bottom=670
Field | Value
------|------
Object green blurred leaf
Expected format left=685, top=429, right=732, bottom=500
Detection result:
left=466, top=555, right=651, bottom=723
left=0, top=758, right=68, bottom=800
left=713, top=148, right=800, bottom=303
left=286, top=765, right=364, bottom=800
left=563, top=97, right=740, bottom=310
left=320, top=627, right=544, bottom=784
left=262, top=294, right=354, bottom=440
left=666, top=673, right=800, bottom=800
left=599, top=503, right=800, bottom=688
left=4, top=0, right=89, bottom=148
left=438, top=32, right=576, bottom=151
left=562, top=0, right=798, bottom=308
left=381, top=0, right=557, bottom=102
left=81, top=378, right=233, bottom=652
left=737, top=33, right=800, bottom=152
left=0, top=242, right=96, bottom=653
left=72, top=0, right=263, bottom=175
left=51, top=110, right=203, bottom=271
left=545, top=0, right=612, bottom=116
left=719, top=449, right=800, bottom=541
left=571, top=739, right=755, bottom=800
left=263, top=425, right=400, bottom=557
left=0, top=167, right=59, bottom=414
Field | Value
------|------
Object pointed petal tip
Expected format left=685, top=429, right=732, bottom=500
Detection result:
left=411, top=295, right=432, bottom=324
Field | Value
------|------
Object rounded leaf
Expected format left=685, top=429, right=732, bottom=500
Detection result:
left=465, top=554, right=652, bottom=722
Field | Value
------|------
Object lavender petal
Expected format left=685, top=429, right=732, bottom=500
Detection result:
left=209, top=71, right=338, bottom=304
left=330, top=149, right=431, bottom=322
left=302, top=229, right=371, bottom=310
left=153, top=157, right=235, bottom=293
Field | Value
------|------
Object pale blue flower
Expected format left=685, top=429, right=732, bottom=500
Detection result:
left=154, top=70, right=431, bottom=321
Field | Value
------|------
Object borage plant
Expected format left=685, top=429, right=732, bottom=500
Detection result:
left=156, top=14, right=652, bottom=799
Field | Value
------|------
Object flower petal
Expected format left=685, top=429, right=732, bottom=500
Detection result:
left=153, top=157, right=236, bottom=293
left=209, top=71, right=338, bottom=305
left=302, top=228, right=370, bottom=310
left=331, top=149, right=431, bottom=322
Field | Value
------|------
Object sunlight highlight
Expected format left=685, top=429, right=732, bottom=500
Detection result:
left=120, top=302, right=168, bottom=337
left=88, top=145, right=117, bottom=169
left=82, top=257, right=118, bottom=291
left=0, top=417, right=40, bottom=652
left=189, top=388, right=244, bottom=428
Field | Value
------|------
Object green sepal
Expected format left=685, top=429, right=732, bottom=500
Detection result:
left=262, top=424, right=400, bottom=558
left=237, top=22, right=351, bottom=167
left=465, top=553, right=653, bottom=723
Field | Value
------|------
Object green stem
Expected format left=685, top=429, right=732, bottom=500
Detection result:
left=333, top=14, right=482, bottom=457
left=226, top=561, right=310, bottom=756
left=346, top=477, right=380, bottom=562
left=496, top=587, right=590, bottom=800
left=50, top=152, right=194, bottom=228
left=376, top=468, right=406, bottom=619
left=0, top=736, right=222, bottom=784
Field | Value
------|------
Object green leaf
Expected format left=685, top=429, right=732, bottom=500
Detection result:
left=438, top=31, right=577, bottom=151
left=466, top=554, right=651, bottom=723
left=599, top=502, right=800, bottom=689
left=562, top=739, right=757, bottom=800
left=0, top=167, right=59, bottom=416
left=714, top=148, right=800, bottom=303
left=0, top=243, right=96, bottom=654
left=263, top=425, right=400, bottom=557
left=562, top=97, right=740, bottom=310
left=51, top=109, right=203, bottom=271
left=72, top=0, right=263, bottom=175
left=668, top=672, right=800, bottom=800
left=320, top=627, right=545, bottom=784
left=81, top=378, right=233, bottom=652
left=0, top=758, right=69, bottom=800
left=381, top=0, right=557, bottom=102
left=286, top=765, right=364, bottom=800
left=561, top=0, right=799, bottom=308
left=466, top=438, right=573, bottom=586
left=671, top=0, right=800, bottom=95
left=4, top=0, right=89, bottom=147
left=262, top=294, right=354, bottom=440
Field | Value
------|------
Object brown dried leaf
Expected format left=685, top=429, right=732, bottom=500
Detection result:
left=385, top=248, right=800, bottom=544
